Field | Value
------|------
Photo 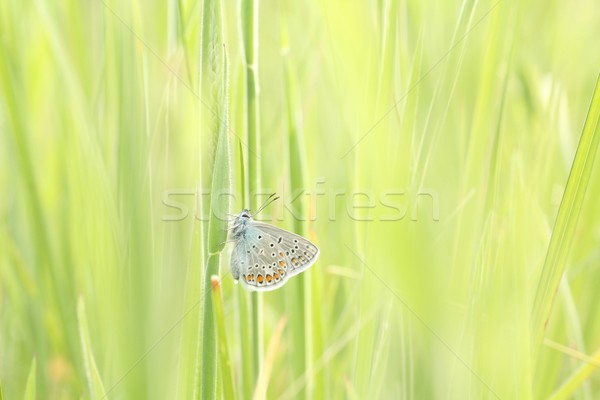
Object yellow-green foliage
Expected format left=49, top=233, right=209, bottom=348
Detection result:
left=1, top=0, right=600, bottom=399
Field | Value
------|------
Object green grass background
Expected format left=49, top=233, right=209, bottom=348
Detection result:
left=1, top=0, right=600, bottom=398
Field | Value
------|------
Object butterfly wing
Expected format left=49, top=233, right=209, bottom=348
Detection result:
left=251, top=222, right=320, bottom=277
left=231, top=228, right=290, bottom=292
left=232, top=222, right=319, bottom=291
left=230, top=240, right=247, bottom=281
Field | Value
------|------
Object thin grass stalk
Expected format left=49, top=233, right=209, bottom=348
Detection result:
left=280, top=15, right=321, bottom=398
left=530, top=74, right=600, bottom=366
left=201, top=255, right=220, bottom=400
left=192, top=0, right=215, bottom=396
left=368, top=0, right=396, bottom=398
left=211, top=276, right=236, bottom=400
left=375, top=0, right=396, bottom=108
left=77, top=297, right=108, bottom=400
left=307, top=271, right=324, bottom=398
left=547, top=346, right=600, bottom=400
left=250, top=286, right=263, bottom=394
left=483, top=3, right=521, bottom=213
left=280, top=7, right=305, bottom=384
left=241, top=0, right=260, bottom=201
left=199, top=3, right=231, bottom=398
left=173, top=0, right=195, bottom=88
left=115, top=12, right=152, bottom=397
left=23, top=358, right=36, bottom=400
left=351, top=2, right=386, bottom=395
left=557, top=278, right=591, bottom=396
left=240, top=0, right=263, bottom=390
left=253, top=317, right=287, bottom=400
left=0, top=43, right=55, bottom=375
left=369, top=302, right=392, bottom=398
left=236, top=137, right=254, bottom=400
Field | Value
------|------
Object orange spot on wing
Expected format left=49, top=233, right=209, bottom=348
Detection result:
left=257, top=275, right=264, bottom=284
left=279, top=260, right=285, bottom=267
left=266, top=274, right=273, bottom=283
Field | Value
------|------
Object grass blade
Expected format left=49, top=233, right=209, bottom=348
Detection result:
left=280, top=13, right=308, bottom=399
left=201, top=255, right=220, bottom=400
left=235, top=137, right=254, bottom=400
left=253, top=317, right=287, bottom=400
left=547, top=346, right=600, bottom=400
left=211, top=276, right=236, bottom=400
left=241, top=0, right=261, bottom=201
left=206, top=44, right=230, bottom=256
left=240, top=0, right=263, bottom=392
left=200, top=6, right=231, bottom=398
left=23, top=359, right=36, bottom=400
left=77, top=297, right=108, bottom=400
left=531, top=74, right=600, bottom=363
left=192, top=0, right=215, bottom=395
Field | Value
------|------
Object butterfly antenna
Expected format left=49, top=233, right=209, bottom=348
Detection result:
left=252, top=193, right=279, bottom=216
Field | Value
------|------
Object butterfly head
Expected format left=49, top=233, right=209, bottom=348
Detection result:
left=231, top=209, right=253, bottom=239
left=239, top=209, right=252, bottom=219
left=230, top=195, right=280, bottom=240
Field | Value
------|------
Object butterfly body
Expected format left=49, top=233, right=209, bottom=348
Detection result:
left=230, top=207, right=319, bottom=291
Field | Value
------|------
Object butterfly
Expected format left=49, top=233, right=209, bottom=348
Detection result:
left=229, top=194, right=320, bottom=291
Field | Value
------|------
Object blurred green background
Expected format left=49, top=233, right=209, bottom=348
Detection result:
left=2, top=0, right=600, bottom=398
